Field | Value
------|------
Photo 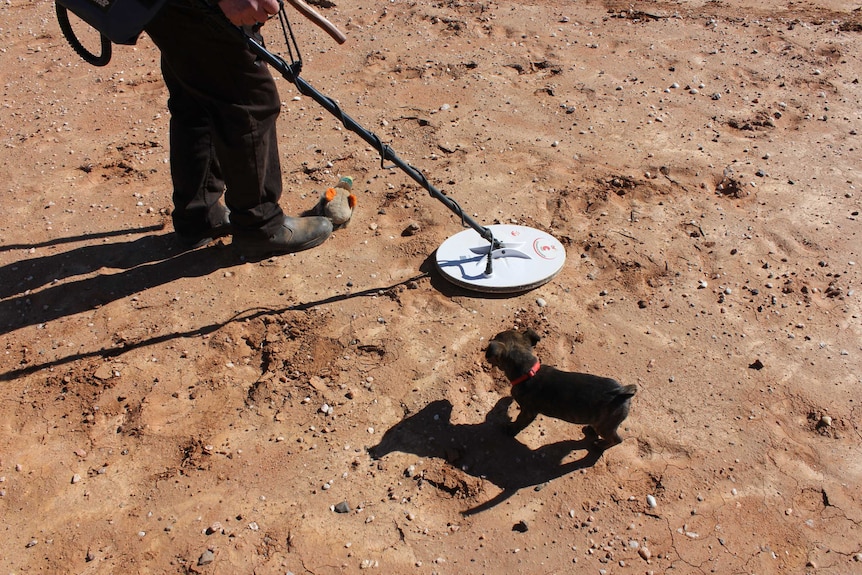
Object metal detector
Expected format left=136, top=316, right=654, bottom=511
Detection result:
left=243, top=5, right=566, bottom=293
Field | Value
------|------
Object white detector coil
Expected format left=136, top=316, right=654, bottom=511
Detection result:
left=435, top=224, right=566, bottom=293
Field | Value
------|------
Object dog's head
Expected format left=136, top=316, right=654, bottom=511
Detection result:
left=485, top=329, right=541, bottom=376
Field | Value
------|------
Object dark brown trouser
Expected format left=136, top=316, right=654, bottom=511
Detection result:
left=145, top=0, right=285, bottom=237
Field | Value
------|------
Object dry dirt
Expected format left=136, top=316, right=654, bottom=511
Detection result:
left=2, top=0, right=861, bottom=573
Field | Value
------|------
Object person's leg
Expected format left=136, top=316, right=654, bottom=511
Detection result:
left=160, top=57, right=231, bottom=243
left=146, top=0, right=283, bottom=234
left=146, top=0, right=332, bottom=254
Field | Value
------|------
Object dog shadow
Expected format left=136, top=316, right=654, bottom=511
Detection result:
left=369, top=397, right=603, bottom=515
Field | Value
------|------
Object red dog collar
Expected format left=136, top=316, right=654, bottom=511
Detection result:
left=510, top=360, right=541, bottom=386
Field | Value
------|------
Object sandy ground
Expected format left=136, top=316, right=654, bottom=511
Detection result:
left=2, top=0, right=861, bottom=573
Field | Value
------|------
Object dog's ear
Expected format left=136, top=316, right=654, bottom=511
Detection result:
left=485, top=341, right=505, bottom=361
left=524, top=328, right=541, bottom=346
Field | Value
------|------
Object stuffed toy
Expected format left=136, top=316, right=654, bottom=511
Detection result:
left=309, top=176, right=357, bottom=228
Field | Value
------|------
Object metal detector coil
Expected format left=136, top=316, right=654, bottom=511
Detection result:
left=436, top=225, right=566, bottom=293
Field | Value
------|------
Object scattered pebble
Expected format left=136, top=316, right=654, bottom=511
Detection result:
left=334, top=501, right=351, bottom=514
left=206, top=522, right=222, bottom=535
left=402, top=222, right=421, bottom=236
left=646, top=495, right=657, bottom=508
left=536, top=297, right=547, bottom=307
left=749, top=359, right=764, bottom=370
left=198, top=550, right=215, bottom=566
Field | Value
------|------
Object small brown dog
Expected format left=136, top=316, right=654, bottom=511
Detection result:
left=485, top=328, right=636, bottom=449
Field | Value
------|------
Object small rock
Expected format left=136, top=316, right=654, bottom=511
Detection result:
left=513, top=520, right=528, bottom=533
left=334, top=501, right=351, bottom=514
left=71, top=474, right=81, bottom=484
left=639, top=547, right=652, bottom=561
left=402, top=222, right=421, bottom=236
left=818, top=415, right=832, bottom=428
left=198, top=550, right=215, bottom=566
left=93, top=363, right=114, bottom=380
left=206, top=522, right=222, bottom=535
left=536, top=297, right=547, bottom=307
left=748, top=359, right=764, bottom=370
left=26, top=539, right=38, bottom=548
left=646, top=495, right=657, bottom=508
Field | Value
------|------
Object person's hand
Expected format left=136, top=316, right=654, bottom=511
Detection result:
left=217, top=0, right=280, bottom=26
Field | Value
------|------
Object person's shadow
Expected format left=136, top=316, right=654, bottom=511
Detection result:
left=0, top=229, right=238, bottom=336
left=369, top=397, right=603, bottom=515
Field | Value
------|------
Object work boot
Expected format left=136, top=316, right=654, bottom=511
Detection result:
left=175, top=204, right=233, bottom=250
left=233, top=215, right=333, bottom=257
